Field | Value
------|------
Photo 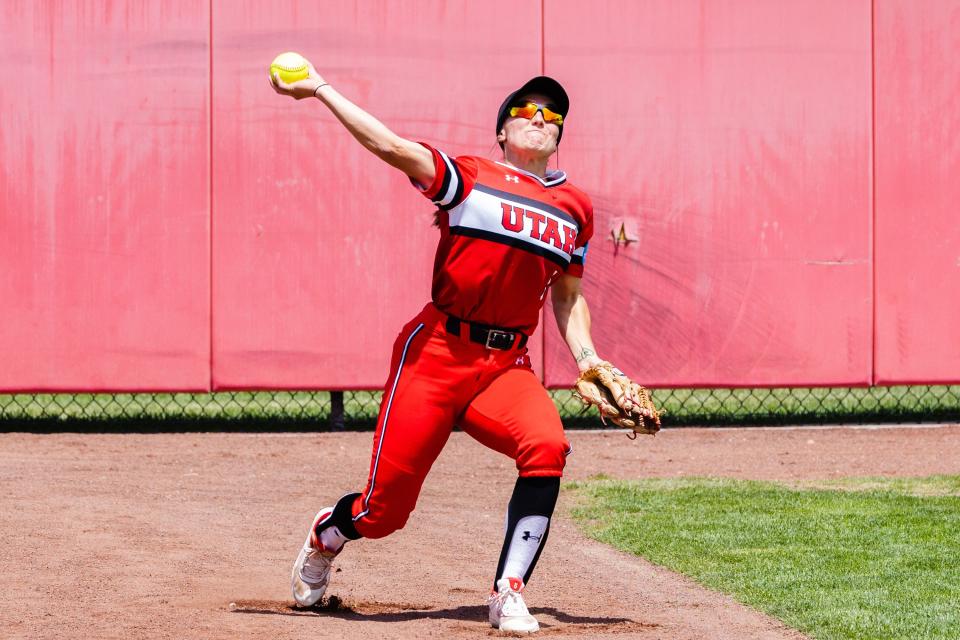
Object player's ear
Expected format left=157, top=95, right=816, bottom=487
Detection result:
left=497, top=129, right=506, bottom=143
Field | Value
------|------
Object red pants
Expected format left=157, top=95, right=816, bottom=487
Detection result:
left=349, top=304, right=570, bottom=539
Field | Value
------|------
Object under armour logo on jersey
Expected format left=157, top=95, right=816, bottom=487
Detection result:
left=521, top=531, right=542, bottom=542
left=505, top=174, right=519, bottom=183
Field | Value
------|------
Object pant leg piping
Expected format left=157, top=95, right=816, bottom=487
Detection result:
left=353, top=322, right=425, bottom=523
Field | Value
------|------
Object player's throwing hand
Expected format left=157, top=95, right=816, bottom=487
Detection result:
left=269, top=57, right=327, bottom=100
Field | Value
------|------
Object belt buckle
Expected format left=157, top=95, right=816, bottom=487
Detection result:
left=485, top=330, right=515, bottom=350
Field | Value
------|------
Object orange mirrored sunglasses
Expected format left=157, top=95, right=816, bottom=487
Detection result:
left=508, top=101, right=564, bottom=125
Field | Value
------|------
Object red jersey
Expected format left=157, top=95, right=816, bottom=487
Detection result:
left=414, top=144, right=594, bottom=335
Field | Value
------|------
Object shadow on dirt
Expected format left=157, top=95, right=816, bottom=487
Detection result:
left=227, top=597, right=642, bottom=628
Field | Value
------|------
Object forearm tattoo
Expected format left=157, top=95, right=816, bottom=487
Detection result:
left=575, top=347, right=596, bottom=363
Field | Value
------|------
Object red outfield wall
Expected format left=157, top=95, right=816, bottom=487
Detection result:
left=0, top=1, right=210, bottom=391
left=211, top=0, right=546, bottom=389
left=873, top=0, right=960, bottom=385
left=542, top=0, right=873, bottom=388
left=1, top=0, right=957, bottom=391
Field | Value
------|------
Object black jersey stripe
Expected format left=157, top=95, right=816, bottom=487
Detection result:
left=437, top=151, right=459, bottom=205
left=433, top=151, right=466, bottom=209
left=443, top=163, right=466, bottom=211
left=431, top=153, right=453, bottom=206
left=449, top=226, right=571, bottom=268
left=471, top=183, right=578, bottom=227
left=538, top=173, right=566, bottom=187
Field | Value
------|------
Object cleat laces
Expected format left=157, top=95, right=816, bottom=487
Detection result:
left=492, top=587, right=530, bottom=618
left=299, top=547, right=334, bottom=585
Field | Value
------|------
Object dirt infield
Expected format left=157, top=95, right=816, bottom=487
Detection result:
left=2, top=425, right=958, bottom=639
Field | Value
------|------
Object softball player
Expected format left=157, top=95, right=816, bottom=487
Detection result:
left=271, top=62, right=616, bottom=634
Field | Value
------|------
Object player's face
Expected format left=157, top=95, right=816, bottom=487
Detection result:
left=501, top=93, right=561, bottom=159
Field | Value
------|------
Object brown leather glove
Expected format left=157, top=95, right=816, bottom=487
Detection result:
left=574, top=362, right=661, bottom=436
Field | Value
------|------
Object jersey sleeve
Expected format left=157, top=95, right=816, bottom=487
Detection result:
left=565, top=197, right=594, bottom=278
left=409, top=143, right=478, bottom=211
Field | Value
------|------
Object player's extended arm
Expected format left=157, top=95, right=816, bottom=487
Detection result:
left=269, top=59, right=435, bottom=187
left=552, top=274, right=650, bottom=412
left=550, top=274, right=605, bottom=374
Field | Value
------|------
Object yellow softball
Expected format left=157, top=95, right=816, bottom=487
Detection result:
left=270, top=51, right=310, bottom=84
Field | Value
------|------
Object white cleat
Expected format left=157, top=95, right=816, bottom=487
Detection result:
left=291, top=508, right=339, bottom=607
left=488, top=577, right=540, bottom=634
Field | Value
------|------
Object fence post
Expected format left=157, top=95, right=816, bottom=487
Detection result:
left=329, top=391, right=345, bottom=431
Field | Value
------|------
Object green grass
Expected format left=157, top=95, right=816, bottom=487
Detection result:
left=2, top=385, right=958, bottom=428
left=568, top=476, right=960, bottom=640
left=795, top=475, right=960, bottom=497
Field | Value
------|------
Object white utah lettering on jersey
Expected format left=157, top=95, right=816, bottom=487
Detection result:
left=448, top=187, right=579, bottom=265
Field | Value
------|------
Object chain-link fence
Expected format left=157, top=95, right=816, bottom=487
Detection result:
left=1, top=386, right=959, bottom=430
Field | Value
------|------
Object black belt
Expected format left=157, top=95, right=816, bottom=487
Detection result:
left=444, top=315, right=529, bottom=351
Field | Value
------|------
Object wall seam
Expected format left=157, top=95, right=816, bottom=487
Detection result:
left=540, top=0, right=547, bottom=383
left=540, top=0, right=546, bottom=73
left=870, top=0, right=878, bottom=386
left=208, top=0, right=215, bottom=392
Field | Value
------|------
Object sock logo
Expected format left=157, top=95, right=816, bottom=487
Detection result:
left=521, top=530, right=542, bottom=543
